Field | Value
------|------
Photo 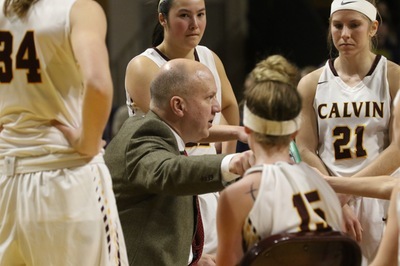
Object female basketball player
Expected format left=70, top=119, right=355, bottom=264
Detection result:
left=0, top=0, right=128, bottom=265
left=216, top=55, right=343, bottom=265
left=296, top=0, right=400, bottom=262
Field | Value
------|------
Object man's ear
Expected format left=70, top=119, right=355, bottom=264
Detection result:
left=171, top=96, right=185, bottom=117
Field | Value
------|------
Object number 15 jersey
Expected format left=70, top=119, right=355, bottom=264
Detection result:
left=242, top=162, right=343, bottom=250
left=314, top=55, right=391, bottom=177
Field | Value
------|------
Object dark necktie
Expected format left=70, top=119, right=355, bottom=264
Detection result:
left=181, top=150, right=204, bottom=265
left=190, top=195, right=204, bottom=265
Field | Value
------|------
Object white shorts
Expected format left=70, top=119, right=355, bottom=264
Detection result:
left=0, top=155, right=128, bottom=266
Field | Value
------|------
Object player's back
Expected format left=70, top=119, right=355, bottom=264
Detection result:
left=0, top=0, right=82, bottom=158
left=242, top=162, right=343, bottom=250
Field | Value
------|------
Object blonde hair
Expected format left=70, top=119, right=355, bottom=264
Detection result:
left=244, top=55, right=301, bottom=146
left=3, top=0, right=37, bottom=18
left=248, top=54, right=300, bottom=88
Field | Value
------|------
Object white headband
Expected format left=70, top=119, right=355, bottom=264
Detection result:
left=243, top=105, right=301, bottom=136
left=330, top=0, right=377, bottom=22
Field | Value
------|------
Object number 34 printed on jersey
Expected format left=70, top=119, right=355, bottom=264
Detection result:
left=0, top=31, right=41, bottom=83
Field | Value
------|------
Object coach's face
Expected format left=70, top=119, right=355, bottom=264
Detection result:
left=182, top=69, right=220, bottom=142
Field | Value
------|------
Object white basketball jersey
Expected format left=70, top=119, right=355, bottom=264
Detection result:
left=314, top=55, right=391, bottom=177
left=242, top=162, right=343, bottom=249
left=126, top=46, right=222, bottom=156
left=0, top=0, right=81, bottom=158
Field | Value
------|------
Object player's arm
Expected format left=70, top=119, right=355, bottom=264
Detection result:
left=204, top=124, right=247, bottom=143
left=58, top=0, right=112, bottom=156
left=216, top=178, right=255, bottom=266
left=351, top=62, right=400, bottom=177
left=296, top=68, right=330, bottom=175
left=125, top=56, right=160, bottom=113
left=212, top=51, right=240, bottom=153
left=370, top=181, right=399, bottom=266
left=324, top=175, right=396, bottom=200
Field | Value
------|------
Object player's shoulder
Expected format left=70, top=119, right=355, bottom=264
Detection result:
left=297, top=66, right=324, bottom=98
left=385, top=59, right=400, bottom=98
left=386, top=59, right=400, bottom=77
left=127, top=51, right=158, bottom=68
left=299, top=66, right=324, bottom=86
left=126, top=53, right=160, bottom=78
left=226, top=170, right=261, bottom=193
left=70, top=0, right=106, bottom=29
left=72, top=0, right=103, bottom=13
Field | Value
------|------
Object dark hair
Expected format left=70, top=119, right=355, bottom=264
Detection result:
left=152, top=23, right=165, bottom=47
left=152, top=0, right=173, bottom=46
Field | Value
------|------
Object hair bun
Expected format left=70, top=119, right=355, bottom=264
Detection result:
left=250, top=55, right=299, bottom=87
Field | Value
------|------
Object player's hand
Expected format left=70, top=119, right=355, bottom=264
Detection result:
left=51, top=120, right=105, bottom=156
left=236, top=126, right=248, bottom=144
left=229, top=150, right=255, bottom=176
left=342, top=204, right=363, bottom=242
left=198, top=253, right=216, bottom=266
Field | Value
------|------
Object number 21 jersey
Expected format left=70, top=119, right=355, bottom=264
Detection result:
left=314, top=55, right=391, bottom=177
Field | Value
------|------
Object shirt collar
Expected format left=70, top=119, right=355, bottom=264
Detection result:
left=163, top=122, right=185, bottom=152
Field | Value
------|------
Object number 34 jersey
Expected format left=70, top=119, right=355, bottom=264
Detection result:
left=0, top=0, right=81, bottom=158
left=314, top=55, right=391, bottom=177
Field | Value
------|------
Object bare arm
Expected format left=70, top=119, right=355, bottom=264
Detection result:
left=202, top=124, right=247, bottom=143
left=387, top=60, right=400, bottom=101
left=216, top=181, right=251, bottom=266
left=324, top=175, right=396, bottom=200
left=212, top=52, right=240, bottom=154
left=370, top=181, right=399, bottom=266
left=125, top=56, right=161, bottom=114
left=370, top=63, right=400, bottom=265
left=212, top=52, right=239, bottom=128
left=351, top=62, right=400, bottom=177
left=353, top=143, right=400, bottom=177
left=296, top=69, right=330, bottom=174
left=55, top=0, right=112, bottom=156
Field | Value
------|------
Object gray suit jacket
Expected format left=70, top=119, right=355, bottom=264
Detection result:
left=104, top=111, right=226, bottom=265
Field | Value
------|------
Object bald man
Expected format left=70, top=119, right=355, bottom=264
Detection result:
left=104, top=58, right=252, bottom=265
